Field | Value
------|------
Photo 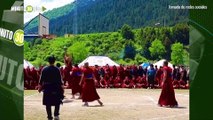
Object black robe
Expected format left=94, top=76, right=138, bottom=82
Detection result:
left=39, top=66, right=63, bottom=106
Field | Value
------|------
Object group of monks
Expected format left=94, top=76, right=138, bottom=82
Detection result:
left=24, top=63, right=190, bottom=90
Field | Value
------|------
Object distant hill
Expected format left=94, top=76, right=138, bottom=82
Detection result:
left=25, top=0, right=189, bottom=36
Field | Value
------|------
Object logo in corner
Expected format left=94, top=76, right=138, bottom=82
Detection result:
left=13, top=29, right=24, bottom=46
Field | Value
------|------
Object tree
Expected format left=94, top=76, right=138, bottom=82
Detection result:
left=149, top=39, right=166, bottom=60
left=134, top=53, right=148, bottom=64
left=67, top=42, right=89, bottom=64
left=123, top=43, right=136, bottom=59
left=172, top=23, right=189, bottom=45
left=171, top=43, right=184, bottom=65
left=121, top=24, right=134, bottom=40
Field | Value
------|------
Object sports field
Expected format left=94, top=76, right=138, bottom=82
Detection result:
left=24, top=89, right=189, bottom=120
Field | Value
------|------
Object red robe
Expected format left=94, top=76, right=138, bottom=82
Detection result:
left=122, top=77, right=133, bottom=88
left=100, top=78, right=108, bottom=88
left=118, top=66, right=125, bottom=80
left=172, top=80, right=180, bottom=89
left=71, top=67, right=82, bottom=95
left=107, top=77, right=114, bottom=88
left=135, top=77, right=143, bottom=88
left=179, top=80, right=186, bottom=89
left=111, top=67, right=118, bottom=79
left=81, top=67, right=100, bottom=102
left=156, top=69, right=163, bottom=86
left=158, top=66, right=178, bottom=107
left=113, top=77, right=122, bottom=88
left=63, top=66, right=72, bottom=87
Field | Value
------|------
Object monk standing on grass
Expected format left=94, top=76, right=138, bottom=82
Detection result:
left=158, top=60, right=178, bottom=107
left=79, top=62, right=103, bottom=107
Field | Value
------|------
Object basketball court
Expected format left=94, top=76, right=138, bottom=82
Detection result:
left=24, top=89, right=189, bottom=120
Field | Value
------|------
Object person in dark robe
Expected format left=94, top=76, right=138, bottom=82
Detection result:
left=137, top=66, right=144, bottom=77
left=38, top=56, right=64, bottom=120
left=146, top=64, right=156, bottom=89
left=172, top=65, right=177, bottom=81
left=180, top=66, right=187, bottom=83
left=79, top=62, right=103, bottom=106
left=158, top=60, right=178, bottom=107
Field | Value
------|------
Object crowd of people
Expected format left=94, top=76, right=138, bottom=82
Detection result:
left=24, top=62, right=190, bottom=91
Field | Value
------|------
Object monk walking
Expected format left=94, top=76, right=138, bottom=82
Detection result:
left=38, top=56, right=64, bottom=120
left=80, top=62, right=103, bottom=107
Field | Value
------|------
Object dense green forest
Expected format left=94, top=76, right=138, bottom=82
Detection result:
left=24, top=23, right=189, bottom=67
left=25, top=0, right=189, bottom=36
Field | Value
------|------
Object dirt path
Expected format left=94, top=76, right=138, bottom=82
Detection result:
left=24, top=89, right=189, bottom=120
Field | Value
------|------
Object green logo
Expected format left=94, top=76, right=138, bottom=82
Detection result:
left=26, top=5, right=33, bottom=12
left=13, top=29, right=24, bottom=46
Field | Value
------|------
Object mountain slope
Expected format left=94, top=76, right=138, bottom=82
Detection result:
left=25, top=0, right=189, bottom=36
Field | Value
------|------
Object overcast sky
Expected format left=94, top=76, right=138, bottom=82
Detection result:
left=24, top=0, right=74, bottom=23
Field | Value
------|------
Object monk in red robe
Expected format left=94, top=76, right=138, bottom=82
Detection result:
left=155, top=66, right=163, bottom=88
left=135, top=76, right=143, bottom=88
left=93, top=65, right=101, bottom=88
left=121, top=76, right=133, bottom=88
left=141, top=76, right=147, bottom=88
left=107, top=77, right=114, bottom=88
left=99, top=77, right=108, bottom=88
left=63, top=53, right=72, bottom=87
left=111, top=65, right=118, bottom=79
left=104, top=64, right=111, bottom=78
left=118, top=64, right=125, bottom=80
left=113, top=76, right=122, bottom=88
left=172, top=80, right=180, bottom=89
left=70, top=64, right=82, bottom=99
left=63, top=66, right=72, bottom=87
left=158, top=60, right=178, bottom=107
left=79, top=62, right=103, bottom=106
left=179, top=79, right=186, bottom=89
left=31, top=67, right=39, bottom=84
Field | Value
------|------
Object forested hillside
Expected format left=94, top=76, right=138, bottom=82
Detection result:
left=24, top=24, right=189, bottom=67
left=25, top=0, right=189, bottom=36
